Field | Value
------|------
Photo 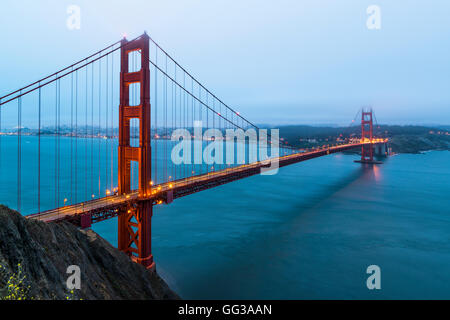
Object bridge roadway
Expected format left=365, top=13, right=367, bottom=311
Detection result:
left=27, top=141, right=386, bottom=226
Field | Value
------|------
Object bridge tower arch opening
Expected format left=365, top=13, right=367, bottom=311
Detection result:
left=118, top=33, right=154, bottom=270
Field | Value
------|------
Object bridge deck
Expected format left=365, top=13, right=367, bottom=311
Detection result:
left=28, top=141, right=386, bottom=226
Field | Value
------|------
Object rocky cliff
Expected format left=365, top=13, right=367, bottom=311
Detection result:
left=0, top=205, right=178, bottom=300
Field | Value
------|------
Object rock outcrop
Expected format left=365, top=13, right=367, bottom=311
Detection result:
left=0, top=205, right=178, bottom=300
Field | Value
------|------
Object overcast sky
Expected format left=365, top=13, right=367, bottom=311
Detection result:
left=1, top=0, right=449, bottom=125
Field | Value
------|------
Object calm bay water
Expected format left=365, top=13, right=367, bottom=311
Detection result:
left=1, top=134, right=449, bottom=299
left=94, top=150, right=450, bottom=299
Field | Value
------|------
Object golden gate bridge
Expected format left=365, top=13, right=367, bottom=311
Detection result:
left=0, top=32, right=388, bottom=270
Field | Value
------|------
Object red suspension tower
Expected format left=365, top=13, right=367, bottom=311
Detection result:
left=118, top=33, right=154, bottom=270
left=360, top=109, right=374, bottom=163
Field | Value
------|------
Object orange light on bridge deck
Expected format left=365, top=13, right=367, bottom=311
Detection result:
left=64, top=198, right=68, bottom=206
left=157, top=186, right=162, bottom=191
left=157, top=200, right=163, bottom=205
left=91, top=194, right=95, bottom=199
left=106, top=189, right=111, bottom=195
left=150, top=181, right=154, bottom=186
left=169, top=183, right=173, bottom=189
left=126, top=195, right=130, bottom=199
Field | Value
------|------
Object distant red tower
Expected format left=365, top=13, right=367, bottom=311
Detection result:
left=360, top=109, right=374, bottom=163
left=117, top=33, right=154, bottom=270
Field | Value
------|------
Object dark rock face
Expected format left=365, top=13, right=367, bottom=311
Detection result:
left=0, top=205, right=179, bottom=300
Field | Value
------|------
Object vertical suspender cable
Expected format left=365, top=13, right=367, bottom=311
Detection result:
left=98, top=55, right=101, bottom=197
left=191, top=77, right=194, bottom=181
left=187, top=72, right=194, bottom=178
left=71, top=70, right=74, bottom=204
left=173, top=64, right=176, bottom=181
left=198, top=85, right=201, bottom=175
left=182, top=71, right=185, bottom=179
left=57, top=78, right=61, bottom=212
left=111, top=51, right=114, bottom=192
left=91, top=62, right=94, bottom=199
left=85, top=64, right=88, bottom=201
left=17, top=92, right=22, bottom=213
left=75, top=71, right=78, bottom=205
left=155, top=47, right=158, bottom=184
left=105, top=54, right=109, bottom=194
left=38, top=85, right=41, bottom=213
left=185, top=72, right=188, bottom=178
left=165, top=55, right=168, bottom=183
left=54, top=78, right=58, bottom=209
left=206, top=92, right=209, bottom=174
left=172, top=66, right=175, bottom=181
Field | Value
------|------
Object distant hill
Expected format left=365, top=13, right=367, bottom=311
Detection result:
left=272, top=124, right=450, bottom=154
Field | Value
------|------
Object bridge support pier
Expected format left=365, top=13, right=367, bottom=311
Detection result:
left=118, top=203, right=154, bottom=270
left=374, top=143, right=389, bottom=157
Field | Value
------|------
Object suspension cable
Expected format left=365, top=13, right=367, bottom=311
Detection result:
left=0, top=36, right=144, bottom=106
